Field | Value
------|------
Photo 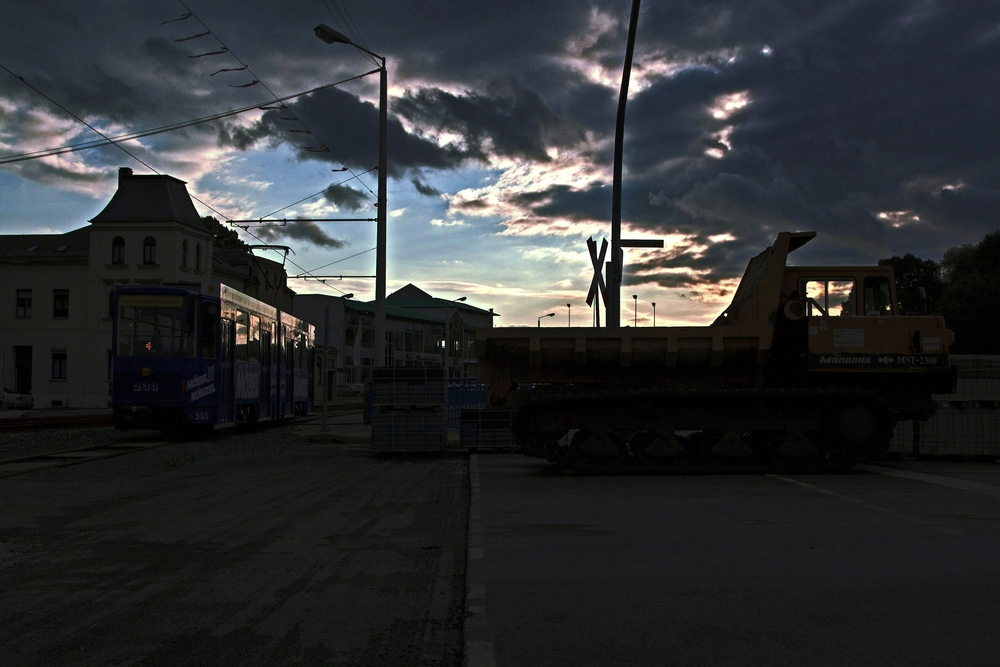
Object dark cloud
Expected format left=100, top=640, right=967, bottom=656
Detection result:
left=217, top=85, right=469, bottom=176
left=253, top=220, right=345, bottom=249
left=323, top=184, right=369, bottom=211
left=411, top=177, right=441, bottom=197
left=394, top=78, right=585, bottom=162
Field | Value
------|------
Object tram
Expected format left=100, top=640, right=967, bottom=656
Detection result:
left=112, top=283, right=314, bottom=432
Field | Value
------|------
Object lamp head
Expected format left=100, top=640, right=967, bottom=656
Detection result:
left=314, top=24, right=352, bottom=45
left=343, top=293, right=355, bottom=299
left=456, top=297, right=467, bottom=302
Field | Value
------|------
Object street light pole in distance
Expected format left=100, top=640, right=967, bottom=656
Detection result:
left=633, top=294, right=638, bottom=327
left=314, top=24, right=388, bottom=367
left=538, top=312, right=555, bottom=327
left=652, top=302, right=656, bottom=327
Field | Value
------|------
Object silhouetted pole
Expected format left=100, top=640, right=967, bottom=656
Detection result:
left=314, top=24, right=387, bottom=366
left=652, top=302, right=656, bottom=326
left=609, top=0, right=642, bottom=329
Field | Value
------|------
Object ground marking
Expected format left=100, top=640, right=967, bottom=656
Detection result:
left=766, top=473, right=962, bottom=536
left=857, top=464, right=1000, bottom=499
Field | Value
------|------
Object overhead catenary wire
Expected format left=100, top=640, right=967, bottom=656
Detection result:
left=172, top=1, right=377, bottom=202
left=0, top=73, right=376, bottom=165
left=0, top=61, right=355, bottom=297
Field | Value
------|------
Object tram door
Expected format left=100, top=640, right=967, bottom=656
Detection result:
left=220, top=318, right=235, bottom=424
left=261, top=327, right=272, bottom=419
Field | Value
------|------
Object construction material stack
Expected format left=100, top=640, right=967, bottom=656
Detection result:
left=460, top=409, right=515, bottom=450
left=370, top=367, right=447, bottom=452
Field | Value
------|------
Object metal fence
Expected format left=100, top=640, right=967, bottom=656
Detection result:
left=888, top=355, right=1000, bottom=456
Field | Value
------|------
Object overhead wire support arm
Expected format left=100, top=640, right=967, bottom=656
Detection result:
left=227, top=217, right=376, bottom=224
left=294, top=275, right=377, bottom=279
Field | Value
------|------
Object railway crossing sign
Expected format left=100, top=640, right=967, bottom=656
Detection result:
left=587, top=237, right=608, bottom=308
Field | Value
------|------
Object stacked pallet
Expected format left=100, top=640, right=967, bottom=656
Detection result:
left=370, top=367, right=447, bottom=452
left=460, top=409, right=516, bottom=450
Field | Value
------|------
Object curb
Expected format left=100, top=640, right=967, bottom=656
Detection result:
left=464, top=453, right=497, bottom=667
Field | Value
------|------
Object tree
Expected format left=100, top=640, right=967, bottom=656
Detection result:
left=937, top=231, right=1000, bottom=354
left=202, top=215, right=248, bottom=251
left=877, top=253, right=943, bottom=314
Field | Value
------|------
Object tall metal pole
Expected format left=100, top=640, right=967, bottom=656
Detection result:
left=322, top=306, right=330, bottom=431
left=609, top=0, right=642, bottom=329
left=374, top=58, right=388, bottom=367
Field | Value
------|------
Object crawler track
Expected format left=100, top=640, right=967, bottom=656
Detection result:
left=514, top=388, right=895, bottom=475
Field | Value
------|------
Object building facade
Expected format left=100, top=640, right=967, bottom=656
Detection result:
left=0, top=167, right=294, bottom=409
left=296, top=285, right=496, bottom=401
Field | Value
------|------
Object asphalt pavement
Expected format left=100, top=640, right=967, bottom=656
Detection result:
left=468, top=455, right=1000, bottom=667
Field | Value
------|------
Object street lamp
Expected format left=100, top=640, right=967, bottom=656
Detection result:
left=652, top=302, right=656, bottom=327
left=538, top=312, right=555, bottom=327
left=315, top=23, right=388, bottom=367
left=567, top=303, right=571, bottom=327
left=633, top=294, right=638, bottom=327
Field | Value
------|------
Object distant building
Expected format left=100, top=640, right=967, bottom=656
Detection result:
left=296, top=284, right=496, bottom=400
left=0, top=167, right=294, bottom=409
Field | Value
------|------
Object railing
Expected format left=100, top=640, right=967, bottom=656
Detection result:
left=889, top=355, right=1000, bottom=456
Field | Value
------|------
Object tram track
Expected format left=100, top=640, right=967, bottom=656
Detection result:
left=0, top=435, right=180, bottom=479
left=0, top=413, right=112, bottom=433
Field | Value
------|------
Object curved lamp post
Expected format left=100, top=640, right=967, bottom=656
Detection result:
left=315, top=24, right=388, bottom=367
left=538, top=312, right=555, bottom=327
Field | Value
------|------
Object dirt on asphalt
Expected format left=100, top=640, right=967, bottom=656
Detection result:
left=0, top=425, right=469, bottom=666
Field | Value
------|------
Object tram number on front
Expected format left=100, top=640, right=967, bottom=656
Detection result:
left=133, top=382, right=159, bottom=392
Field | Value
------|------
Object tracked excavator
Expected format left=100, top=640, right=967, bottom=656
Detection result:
left=476, top=231, right=956, bottom=472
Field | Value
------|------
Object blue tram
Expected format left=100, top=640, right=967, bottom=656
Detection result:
left=112, top=283, right=314, bottom=431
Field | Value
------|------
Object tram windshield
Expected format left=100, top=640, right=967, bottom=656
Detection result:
left=117, top=294, right=192, bottom=357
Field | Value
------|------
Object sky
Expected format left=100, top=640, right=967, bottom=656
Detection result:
left=2, top=1, right=999, bottom=327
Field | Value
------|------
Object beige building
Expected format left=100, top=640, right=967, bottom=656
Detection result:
left=0, top=167, right=294, bottom=409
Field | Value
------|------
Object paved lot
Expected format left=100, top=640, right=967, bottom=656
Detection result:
left=0, top=426, right=468, bottom=667
left=469, top=455, right=1000, bottom=667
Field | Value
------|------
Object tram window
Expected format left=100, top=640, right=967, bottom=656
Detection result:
left=235, top=310, right=248, bottom=362
left=117, top=295, right=185, bottom=357
left=201, top=301, right=218, bottom=359
left=801, top=279, right=857, bottom=316
left=182, top=299, right=196, bottom=358
left=249, top=314, right=260, bottom=364
left=863, top=277, right=894, bottom=316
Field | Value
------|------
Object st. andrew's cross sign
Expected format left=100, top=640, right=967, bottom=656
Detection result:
left=587, top=236, right=608, bottom=327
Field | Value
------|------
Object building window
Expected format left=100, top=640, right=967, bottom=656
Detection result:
left=53, top=289, right=69, bottom=319
left=143, top=236, right=157, bottom=264
left=52, top=351, right=67, bottom=380
left=16, top=289, right=32, bottom=318
left=112, top=236, right=125, bottom=264
left=181, top=240, right=188, bottom=267
left=195, top=244, right=202, bottom=271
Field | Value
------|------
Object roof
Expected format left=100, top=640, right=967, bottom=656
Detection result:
left=90, top=169, right=202, bottom=226
left=388, top=283, right=433, bottom=299
left=0, top=227, right=91, bottom=262
left=345, top=300, right=447, bottom=326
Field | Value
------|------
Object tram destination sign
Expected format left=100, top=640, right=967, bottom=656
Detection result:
left=119, top=295, right=184, bottom=308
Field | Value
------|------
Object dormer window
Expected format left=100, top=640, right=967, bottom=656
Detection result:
left=27, top=245, right=39, bottom=252
left=112, top=237, right=125, bottom=264
left=181, top=240, right=188, bottom=267
left=143, top=236, right=157, bottom=265
left=55, top=245, right=69, bottom=252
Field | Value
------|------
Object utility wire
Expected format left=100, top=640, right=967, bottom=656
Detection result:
left=0, top=72, right=375, bottom=165
left=260, top=167, right=376, bottom=219
left=0, top=63, right=355, bottom=297
left=174, top=1, right=377, bottom=201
